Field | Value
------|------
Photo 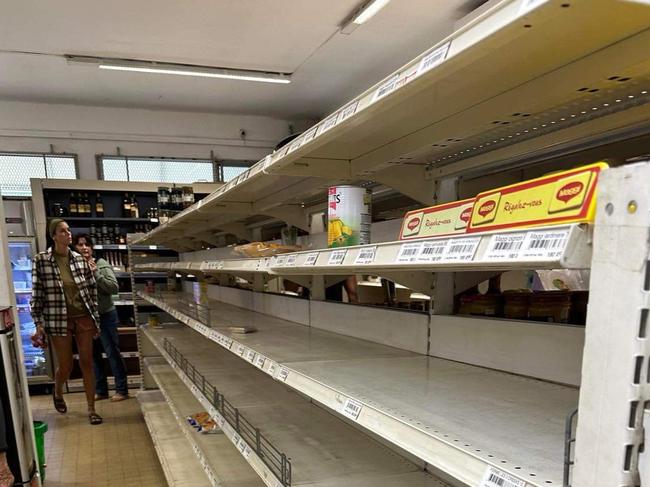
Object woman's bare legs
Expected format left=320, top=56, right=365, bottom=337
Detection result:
left=50, top=335, right=73, bottom=399
left=75, top=328, right=96, bottom=413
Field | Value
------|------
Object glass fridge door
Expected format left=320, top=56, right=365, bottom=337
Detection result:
left=8, top=240, right=49, bottom=378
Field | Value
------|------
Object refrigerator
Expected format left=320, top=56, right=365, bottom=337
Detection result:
left=3, top=197, right=53, bottom=383
left=0, top=197, right=42, bottom=486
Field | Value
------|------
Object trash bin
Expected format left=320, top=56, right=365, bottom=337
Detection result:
left=33, top=421, right=48, bottom=481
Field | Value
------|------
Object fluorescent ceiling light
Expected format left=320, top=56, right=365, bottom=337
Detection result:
left=352, top=0, right=392, bottom=24
left=66, top=56, right=291, bottom=84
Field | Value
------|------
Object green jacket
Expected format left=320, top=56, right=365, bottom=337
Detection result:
left=95, top=258, right=118, bottom=314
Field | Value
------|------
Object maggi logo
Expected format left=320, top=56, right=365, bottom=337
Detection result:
left=556, top=181, right=584, bottom=203
left=460, top=207, right=472, bottom=223
left=478, top=200, right=496, bottom=217
left=407, top=217, right=421, bottom=230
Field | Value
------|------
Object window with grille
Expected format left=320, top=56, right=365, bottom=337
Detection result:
left=99, top=156, right=253, bottom=183
left=0, top=153, right=78, bottom=196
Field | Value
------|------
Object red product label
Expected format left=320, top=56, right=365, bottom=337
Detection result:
left=478, top=200, right=496, bottom=217
left=556, top=181, right=584, bottom=203
left=407, top=217, right=421, bottom=230
left=460, top=207, right=472, bottom=222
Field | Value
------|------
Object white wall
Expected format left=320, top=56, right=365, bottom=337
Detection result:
left=0, top=100, right=313, bottom=179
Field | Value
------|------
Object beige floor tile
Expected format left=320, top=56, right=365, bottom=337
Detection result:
left=30, top=391, right=168, bottom=486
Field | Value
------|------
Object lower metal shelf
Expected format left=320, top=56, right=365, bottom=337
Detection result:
left=141, top=325, right=450, bottom=487
left=138, top=390, right=213, bottom=487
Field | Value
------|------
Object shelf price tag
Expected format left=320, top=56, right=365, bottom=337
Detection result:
left=287, top=138, right=303, bottom=154
left=416, top=240, right=448, bottom=263
left=285, top=254, right=297, bottom=267
left=441, top=237, right=481, bottom=263
left=337, top=101, right=359, bottom=123
left=304, top=252, right=319, bottom=266
left=354, top=246, right=377, bottom=265
left=396, top=242, right=423, bottom=263
left=342, top=397, right=363, bottom=421
left=237, top=344, right=246, bottom=356
left=416, top=42, right=450, bottom=76
left=275, top=255, right=288, bottom=267
left=267, top=362, right=278, bottom=377
left=483, top=233, right=527, bottom=261
left=519, top=228, right=570, bottom=260
left=302, top=127, right=317, bottom=144
left=246, top=349, right=256, bottom=363
left=255, top=355, right=266, bottom=369
left=373, top=73, right=400, bottom=102
left=328, top=250, right=347, bottom=265
left=318, top=114, right=339, bottom=135
left=479, top=466, right=526, bottom=487
left=277, top=367, right=289, bottom=382
left=118, top=245, right=127, bottom=250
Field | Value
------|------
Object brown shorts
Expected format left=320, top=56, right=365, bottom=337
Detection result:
left=66, top=315, right=96, bottom=336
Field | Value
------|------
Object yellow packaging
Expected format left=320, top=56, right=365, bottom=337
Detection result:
left=468, top=162, right=608, bottom=233
left=400, top=198, right=475, bottom=240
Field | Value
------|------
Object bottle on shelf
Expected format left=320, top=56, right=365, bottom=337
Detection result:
left=182, top=186, right=194, bottom=209
left=84, top=193, right=91, bottom=217
left=114, top=224, right=121, bottom=244
left=90, top=224, right=97, bottom=240
left=131, top=195, right=140, bottom=218
left=69, top=192, right=78, bottom=217
left=122, top=193, right=131, bottom=218
left=95, top=193, right=104, bottom=218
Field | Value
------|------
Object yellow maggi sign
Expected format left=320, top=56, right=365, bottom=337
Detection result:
left=400, top=198, right=475, bottom=240
left=467, top=162, right=608, bottom=233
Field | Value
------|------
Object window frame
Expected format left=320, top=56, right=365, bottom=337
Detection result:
left=0, top=151, right=79, bottom=197
left=97, top=154, right=255, bottom=183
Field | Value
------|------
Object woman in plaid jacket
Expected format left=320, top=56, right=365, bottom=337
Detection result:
left=30, top=219, right=103, bottom=425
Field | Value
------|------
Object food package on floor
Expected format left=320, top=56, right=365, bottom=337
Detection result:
left=229, top=325, right=257, bottom=334
left=233, top=242, right=302, bottom=258
left=186, top=412, right=210, bottom=428
left=198, top=419, right=221, bottom=434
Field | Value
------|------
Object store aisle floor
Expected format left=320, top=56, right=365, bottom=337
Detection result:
left=30, top=392, right=167, bottom=487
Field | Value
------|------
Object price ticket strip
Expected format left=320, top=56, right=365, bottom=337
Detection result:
left=142, top=325, right=453, bottom=487
left=143, top=357, right=266, bottom=487
left=138, top=291, right=577, bottom=487
left=137, top=390, right=213, bottom=487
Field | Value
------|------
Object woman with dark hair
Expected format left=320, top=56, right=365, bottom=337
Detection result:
left=73, top=234, right=128, bottom=402
left=30, top=219, right=102, bottom=425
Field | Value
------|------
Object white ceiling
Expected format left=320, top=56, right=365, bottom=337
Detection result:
left=0, top=0, right=482, bottom=120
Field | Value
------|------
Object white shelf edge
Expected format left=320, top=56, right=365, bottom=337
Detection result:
left=139, top=292, right=566, bottom=487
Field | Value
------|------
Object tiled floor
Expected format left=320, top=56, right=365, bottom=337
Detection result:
left=30, top=392, right=168, bottom=487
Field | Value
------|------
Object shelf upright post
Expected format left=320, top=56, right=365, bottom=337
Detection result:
left=573, top=161, right=650, bottom=486
left=432, top=177, right=458, bottom=315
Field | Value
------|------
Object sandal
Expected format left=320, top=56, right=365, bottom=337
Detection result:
left=88, top=412, right=103, bottom=425
left=52, top=392, right=67, bottom=414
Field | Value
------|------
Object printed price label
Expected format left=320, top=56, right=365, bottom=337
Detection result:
left=267, top=362, right=278, bottom=377
left=417, top=42, right=450, bottom=76
left=442, top=237, right=480, bottom=263
left=243, top=444, right=253, bottom=459
left=304, top=252, right=319, bottom=266
left=337, top=101, right=359, bottom=123
left=342, top=398, right=363, bottom=420
left=373, top=73, right=400, bottom=101
left=302, top=128, right=317, bottom=144
left=519, top=228, right=570, bottom=260
left=484, top=233, right=527, bottom=261
left=287, top=138, right=303, bottom=154
left=215, top=415, right=225, bottom=428
left=246, top=349, right=256, bottom=363
left=278, top=367, right=289, bottom=382
left=118, top=245, right=127, bottom=250
left=150, top=245, right=158, bottom=250
left=328, top=250, right=347, bottom=265
left=354, top=246, right=377, bottom=265
left=396, top=242, right=423, bottom=263
left=232, top=433, right=241, bottom=446
left=237, top=344, right=246, bottom=356
left=285, top=254, right=297, bottom=267
left=416, top=240, right=448, bottom=262
left=255, top=355, right=266, bottom=369
left=479, top=466, right=526, bottom=487
left=237, top=439, right=247, bottom=454
left=318, top=114, right=339, bottom=135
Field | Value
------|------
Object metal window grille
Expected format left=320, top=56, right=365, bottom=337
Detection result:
left=0, top=153, right=77, bottom=196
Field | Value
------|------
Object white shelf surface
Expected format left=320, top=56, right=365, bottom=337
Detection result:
left=135, top=223, right=591, bottom=278
left=143, top=358, right=266, bottom=487
left=138, top=389, right=213, bottom=487
left=132, top=0, right=650, bottom=251
left=141, top=291, right=578, bottom=487
left=142, top=325, right=450, bottom=487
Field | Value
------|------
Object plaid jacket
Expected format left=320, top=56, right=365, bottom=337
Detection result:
left=30, top=249, right=99, bottom=336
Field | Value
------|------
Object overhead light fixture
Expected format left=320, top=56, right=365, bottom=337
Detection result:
left=341, top=0, right=392, bottom=34
left=66, top=55, right=291, bottom=84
